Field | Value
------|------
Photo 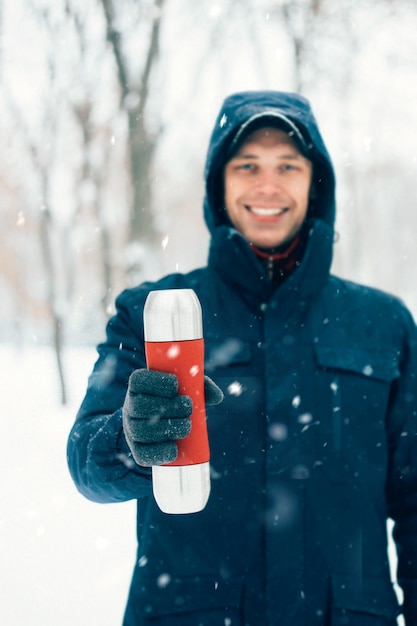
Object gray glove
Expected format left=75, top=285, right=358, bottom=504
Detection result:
left=122, top=368, right=223, bottom=467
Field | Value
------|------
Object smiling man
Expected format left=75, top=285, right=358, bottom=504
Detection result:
left=223, top=126, right=313, bottom=289
left=68, top=91, right=417, bottom=626
left=224, top=126, right=312, bottom=251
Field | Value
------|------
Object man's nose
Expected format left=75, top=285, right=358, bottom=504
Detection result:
left=256, top=169, right=282, bottom=190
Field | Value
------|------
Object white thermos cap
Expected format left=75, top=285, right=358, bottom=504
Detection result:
left=144, top=288, right=203, bottom=342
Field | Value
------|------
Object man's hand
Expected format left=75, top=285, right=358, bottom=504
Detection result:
left=122, top=369, right=223, bottom=467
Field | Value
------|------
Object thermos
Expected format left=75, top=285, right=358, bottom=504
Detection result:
left=143, top=289, right=210, bottom=514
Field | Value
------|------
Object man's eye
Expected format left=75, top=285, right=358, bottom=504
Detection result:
left=238, top=163, right=254, bottom=171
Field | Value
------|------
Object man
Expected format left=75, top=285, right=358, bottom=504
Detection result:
left=67, top=91, right=417, bottom=625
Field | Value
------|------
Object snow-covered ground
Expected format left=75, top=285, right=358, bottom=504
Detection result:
left=0, top=345, right=136, bottom=626
left=0, top=345, right=404, bottom=625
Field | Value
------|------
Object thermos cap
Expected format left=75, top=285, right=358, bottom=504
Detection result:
left=144, top=289, right=203, bottom=342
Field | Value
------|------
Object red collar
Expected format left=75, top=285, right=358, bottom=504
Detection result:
left=250, top=233, right=301, bottom=261
left=250, top=235, right=302, bottom=284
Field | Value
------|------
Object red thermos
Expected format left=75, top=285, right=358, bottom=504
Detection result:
left=143, top=289, right=210, bottom=514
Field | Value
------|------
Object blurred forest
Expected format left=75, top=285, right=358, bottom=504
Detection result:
left=1, top=0, right=417, bottom=403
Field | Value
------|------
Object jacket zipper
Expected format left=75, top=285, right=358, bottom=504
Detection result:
left=268, top=255, right=274, bottom=281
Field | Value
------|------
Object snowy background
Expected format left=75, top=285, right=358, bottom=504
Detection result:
left=0, top=346, right=136, bottom=626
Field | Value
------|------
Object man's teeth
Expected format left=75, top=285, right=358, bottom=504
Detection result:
left=249, top=206, right=287, bottom=216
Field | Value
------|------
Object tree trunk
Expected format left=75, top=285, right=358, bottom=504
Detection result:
left=38, top=188, right=67, bottom=406
left=101, top=0, right=165, bottom=246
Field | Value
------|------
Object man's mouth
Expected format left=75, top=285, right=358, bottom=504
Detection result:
left=245, top=205, right=288, bottom=217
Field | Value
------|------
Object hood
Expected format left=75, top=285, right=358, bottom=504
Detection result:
left=203, top=90, right=336, bottom=235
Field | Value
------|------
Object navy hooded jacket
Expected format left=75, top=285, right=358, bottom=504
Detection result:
left=67, top=91, right=417, bottom=625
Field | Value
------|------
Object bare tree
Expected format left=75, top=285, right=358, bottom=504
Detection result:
left=279, top=0, right=323, bottom=92
left=100, top=0, right=166, bottom=260
left=5, top=93, right=68, bottom=402
left=1, top=0, right=94, bottom=403
left=64, top=0, right=119, bottom=317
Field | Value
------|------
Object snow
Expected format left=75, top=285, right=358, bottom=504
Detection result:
left=0, top=345, right=404, bottom=624
left=0, top=346, right=136, bottom=626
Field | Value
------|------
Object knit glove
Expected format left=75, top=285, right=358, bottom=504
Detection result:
left=122, top=368, right=223, bottom=467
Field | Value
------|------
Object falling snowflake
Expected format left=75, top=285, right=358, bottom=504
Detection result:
left=268, top=423, right=288, bottom=442
left=292, top=395, right=301, bottom=408
left=167, top=345, right=180, bottom=359
left=157, top=573, right=171, bottom=588
left=362, top=365, right=373, bottom=376
left=228, top=381, right=243, bottom=396
left=190, top=365, right=200, bottom=377
left=298, top=413, right=312, bottom=425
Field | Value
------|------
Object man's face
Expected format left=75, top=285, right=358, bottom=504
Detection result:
left=224, top=127, right=313, bottom=249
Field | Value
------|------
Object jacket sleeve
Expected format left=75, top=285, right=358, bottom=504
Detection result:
left=67, top=287, right=153, bottom=503
left=385, top=306, right=417, bottom=624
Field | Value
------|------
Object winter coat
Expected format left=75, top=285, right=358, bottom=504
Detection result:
left=67, top=91, right=417, bottom=626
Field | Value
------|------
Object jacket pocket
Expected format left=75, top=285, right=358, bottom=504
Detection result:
left=313, top=346, right=400, bottom=483
left=315, top=346, right=400, bottom=383
left=205, top=337, right=252, bottom=371
left=331, top=573, right=401, bottom=625
left=137, top=574, right=243, bottom=624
